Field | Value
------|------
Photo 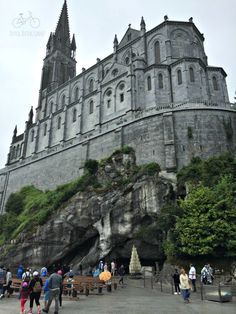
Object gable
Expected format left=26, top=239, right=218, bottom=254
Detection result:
left=102, top=62, right=129, bottom=86
left=119, top=27, right=140, bottom=49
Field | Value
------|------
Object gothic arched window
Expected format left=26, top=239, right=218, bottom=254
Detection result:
left=147, top=76, right=152, bottom=91
left=89, top=100, right=94, bottom=114
left=57, top=116, right=61, bottom=129
left=189, top=67, right=195, bottom=82
left=50, top=101, right=54, bottom=113
left=72, top=108, right=77, bottom=122
left=16, top=145, right=19, bottom=157
left=44, top=123, right=47, bottom=136
left=154, top=41, right=161, bottom=64
left=158, top=73, right=164, bottom=89
left=177, top=69, right=182, bottom=85
left=212, top=76, right=218, bottom=90
left=12, top=147, right=16, bottom=159
left=89, top=79, right=94, bottom=93
left=61, top=94, right=66, bottom=106
left=74, top=87, right=79, bottom=101
left=31, top=129, right=35, bottom=142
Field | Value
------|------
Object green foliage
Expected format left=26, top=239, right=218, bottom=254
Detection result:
left=84, top=159, right=98, bottom=175
left=113, top=145, right=135, bottom=155
left=140, top=162, right=161, bottom=176
left=174, top=175, right=236, bottom=257
left=177, top=156, right=203, bottom=185
left=1, top=173, right=99, bottom=243
left=5, top=192, right=24, bottom=215
left=177, top=153, right=236, bottom=187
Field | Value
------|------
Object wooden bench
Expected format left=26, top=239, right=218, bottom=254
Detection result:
left=62, top=276, right=109, bottom=296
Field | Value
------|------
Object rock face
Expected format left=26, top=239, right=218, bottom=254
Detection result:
left=2, top=152, right=175, bottom=271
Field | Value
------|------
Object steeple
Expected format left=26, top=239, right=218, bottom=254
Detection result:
left=54, top=0, right=71, bottom=57
left=36, top=1, right=77, bottom=121
left=38, top=0, right=77, bottom=101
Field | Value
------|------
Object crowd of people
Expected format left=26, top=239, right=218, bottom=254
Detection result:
left=172, top=263, right=215, bottom=303
left=0, top=261, right=218, bottom=310
left=0, top=264, right=71, bottom=314
left=0, top=260, right=126, bottom=314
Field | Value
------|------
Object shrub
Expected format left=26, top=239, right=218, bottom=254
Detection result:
left=141, top=162, right=161, bottom=176
left=84, top=159, right=98, bottom=175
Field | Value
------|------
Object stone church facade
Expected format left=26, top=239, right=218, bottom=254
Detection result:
left=0, top=1, right=235, bottom=212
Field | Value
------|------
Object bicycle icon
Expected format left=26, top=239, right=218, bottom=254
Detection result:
left=12, top=11, right=40, bottom=28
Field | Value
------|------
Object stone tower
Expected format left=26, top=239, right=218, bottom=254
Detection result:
left=36, top=0, right=76, bottom=121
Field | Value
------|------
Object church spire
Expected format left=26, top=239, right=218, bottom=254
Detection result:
left=54, top=0, right=71, bottom=56
left=37, top=0, right=77, bottom=116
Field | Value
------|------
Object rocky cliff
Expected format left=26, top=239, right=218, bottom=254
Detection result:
left=1, top=150, right=176, bottom=271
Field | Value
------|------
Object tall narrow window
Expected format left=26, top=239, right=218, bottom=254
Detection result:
left=61, top=94, right=66, bottom=106
left=212, top=76, right=218, bottom=90
left=16, top=145, right=19, bottom=157
left=57, top=116, right=61, bottom=129
left=147, top=76, right=152, bottom=91
left=12, top=147, right=16, bottom=159
left=107, top=99, right=111, bottom=108
left=89, top=100, right=94, bottom=114
left=89, top=79, right=94, bottom=93
left=44, top=124, right=47, bottom=136
left=120, top=93, right=124, bottom=102
left=177, top=69, right=182, bottom=85
left=74, top=87, right=79, bottom=101
left=50, top=101, right=54, bottom=113
left=189, top=67, right=195, bottom=82
left=154, top=41, right=161, bottom=64
left=158, top=73, right=163, bottom=89
left=31, top=129, right=35, bottom=142
left=72, top=108, right=77, bottom=122
left=44, top=103, right=48, bottom=117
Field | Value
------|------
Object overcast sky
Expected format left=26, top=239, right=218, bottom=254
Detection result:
left=0, top=0, right=235, bottom=168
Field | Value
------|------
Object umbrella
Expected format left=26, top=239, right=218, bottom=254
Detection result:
left=99, top=271, right=111, bottom=282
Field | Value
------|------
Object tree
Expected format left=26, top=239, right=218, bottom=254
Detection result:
left=175, top=176, right=236, bottom=256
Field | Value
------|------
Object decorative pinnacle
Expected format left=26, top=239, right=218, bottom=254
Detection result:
left=140, top=16, right=146, bottom=30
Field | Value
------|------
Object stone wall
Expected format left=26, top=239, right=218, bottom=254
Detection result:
left=1, top=104, right=236, bottom=212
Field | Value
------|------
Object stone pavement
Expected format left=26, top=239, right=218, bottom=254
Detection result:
left=0, top=278, right=235, bottom=314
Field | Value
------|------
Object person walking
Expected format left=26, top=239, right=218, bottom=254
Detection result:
left=57, top=270, right=63, bottom=307
left=43, top=275, right=50, bottom=309
left=22, top=268, right=32, bottom=282
left=172, top=268, right=181, bottom=294
left=0, top=265, right=6, bottom=299
left=20, top=281, right=30, bottom=314
left=3, top=268, right=12, bottom=297
left=118, top=265, right=125, bottom=286
left=111, top=261, right=116, bottom=276
left=179, top=268, right=191, bottom=303
left=189, top=264, right=197, bottom=292
left=201, top=265, right=209, bottom=285
left=29, top=271, right=43, bottom=314
left=42, top=268, right=62, bottom=314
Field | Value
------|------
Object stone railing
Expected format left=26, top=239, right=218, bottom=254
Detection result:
left=133, top=101, right=236, bottom=118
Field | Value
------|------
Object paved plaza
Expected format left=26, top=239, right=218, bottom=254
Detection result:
left=0, top=278, right=235, bottom=314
